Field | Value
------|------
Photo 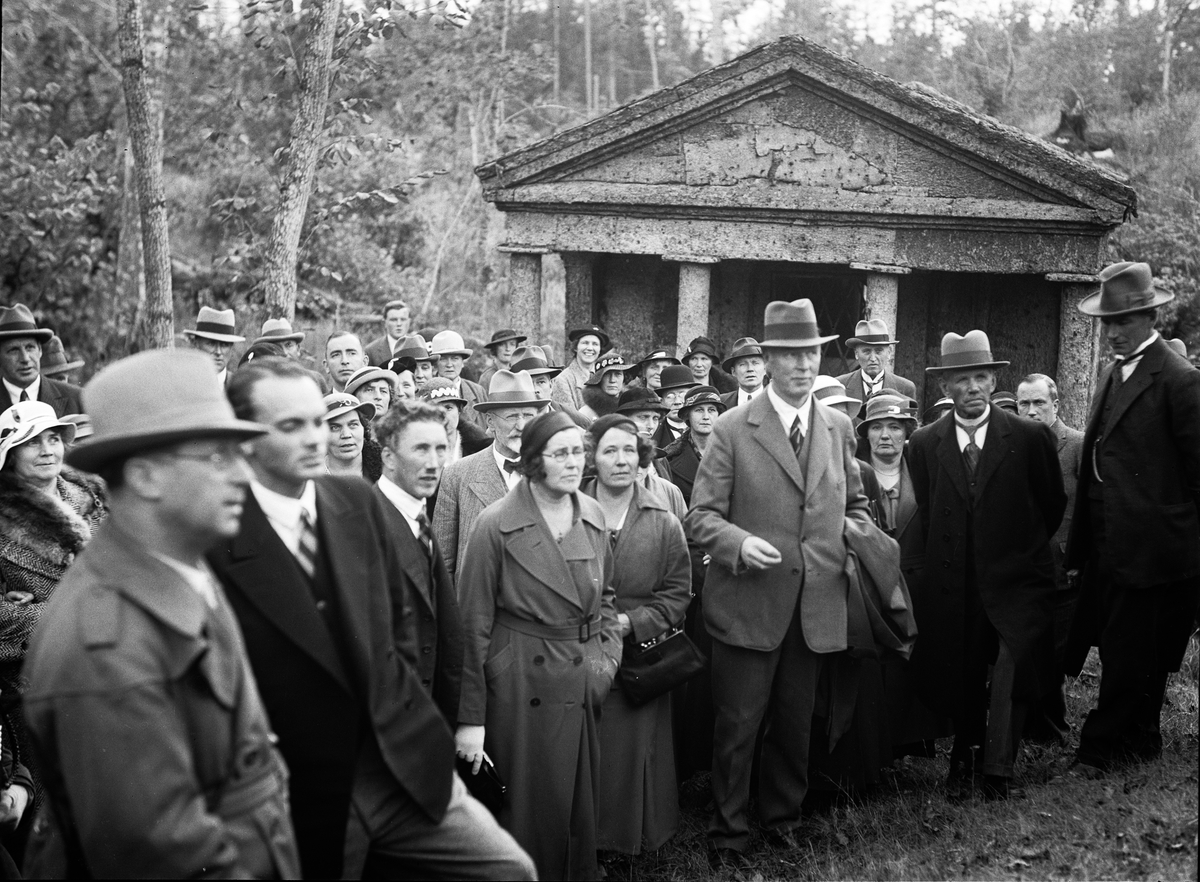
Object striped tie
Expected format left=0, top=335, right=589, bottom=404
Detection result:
left=789, top=415, right=804, bottom=458
left=416, top=509, right=434, bottom=561
left=296, top=508, right=318, bottom=580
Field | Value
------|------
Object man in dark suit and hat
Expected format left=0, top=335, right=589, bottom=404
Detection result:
left=907, top=330, right=1065, bottom=799
left=835, top=318, right=918, bottom=407
left=719, top=337, right=767, bottom=409
left=0, top=304, right=82, bottom=416
left=1064, top=261, right=1200, bottom=776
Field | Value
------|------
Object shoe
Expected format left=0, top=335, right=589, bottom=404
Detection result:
left=707, top=845, right=749, bottom=872
left=763, top=827, right=802, bottom=850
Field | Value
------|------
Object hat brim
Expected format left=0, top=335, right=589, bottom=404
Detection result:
left=42, top=360, right=86, bottom=375
left=845, top=337, right=898, bottom=348
left=431, top=349, right=472, bottom=359
left=819, top=394, right=863, bottom=409
left=925, top=360, right=1010, bottom=373
left=252, top=333, right=304, bottom=346
left=518, top=366, right=562, bottom=378
left=328, top=401, right=378, bottom=422
left=760, top=334, right=839, bottom=348
left=0, top=417, right=78, bottom=471
left=617, top=400, right=670, bottom=414
left=856, top=411, right=917, bottom=437
left=346, top=369, right=397, bottom=395
left=65, top=423, right=266, bottom=473
left=657, top=382, right=699, bottom=392
left=474, top=397, right=551, bottom=412
left=422, top=394, right=468, bottom=407
left=184, top=330, right=246, bottom=344
left=722, top=352, right=764, bottom=372
left=584, top=365, right=633, bottom=386
left=1077, top=288, right=1175, bottom=317
left=485, top=334, right=527, bottom=349
left=0, top=328, right=54, bottom=342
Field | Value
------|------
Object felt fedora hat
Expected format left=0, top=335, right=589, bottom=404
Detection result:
left=485, top=328, right=527, bottom=350
left=0, top=401, right=77, bottom=471
left=430, top=330, right=472, bottom=359
left=856, top=392, right=918, bottom=437
left=568, top=325, right=612, bottom=352
left=760, top=300, right=838, bottom=348
left=419, top=377, right=467, bottom=407
left=40, top=335, right=85, bottom=376
left=811, top=375, right=862, bottom=409
left=1078, top=262, right=1174, bottom=317
left=0, top=304, right=54, bottom=343
left=253, top=317, right=304, bottom=346
left=392, top=334, right=439, bottom=364
left=925, top=330, right=1010, bottom=373
left=678, top=385, right=725, bottom=420
left=183, top=306, right=245, bottom=343
left=509, top=345, right=562, bottom=378
left=344, top=366, right=396, bottom=397
left=474, top=370, right=550, bottom=412
left=324, top=391, right=377, bottom=423
left=66, top=350, right=267, bottom=472
left=845, top=318, right=899, bottom=348
left=616, top=386, right=670, bottom=414
left=722, top=337, right=765, bottom=372
left=585, top=352, right=634, bottom=386
left=656, top=364, right=699, bottom=392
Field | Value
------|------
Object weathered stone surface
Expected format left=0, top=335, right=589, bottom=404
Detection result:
left=676, top=262, right=713, bottom=356
left=507, top=252, right=543, bottom=344
left=1056, top=283, right=1102, bottom=429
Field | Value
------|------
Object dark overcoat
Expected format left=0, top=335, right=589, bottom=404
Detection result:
left=662, top=432, right=701, bottom=506
left=458, top=480, right=622, bottom=881
left=906, top=405, right=1065, bottom=715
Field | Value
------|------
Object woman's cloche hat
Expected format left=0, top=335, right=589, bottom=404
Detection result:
left=924, top=330, right=1010, bottom=373
left=344, top=366, right=396, bottom=398
left=484, top=328, right=527, bottom=351
left=419, top=377, right=467, bottom=407
left=678, top=385, right=725, bottom=421
left=810, top=375, right=862, bottom=410
left=0, top=401, right=77, bottom=471
left=585, top=353, right=634, bottom=386
left=567, top=324, right=612, bottom=352
left=1077, top=262, right=1174, bottom=317
left=856, top=391, right=919, bottom=437
left=474, top=370, right=551, bottom=412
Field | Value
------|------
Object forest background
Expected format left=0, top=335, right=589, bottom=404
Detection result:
left=2, top=0, right=1198, bottom=376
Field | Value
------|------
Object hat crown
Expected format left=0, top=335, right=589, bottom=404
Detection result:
left=658, top=364, right=697, bottom=389
left=682, top=385, right=721, bottom=406
left=195, top=306, right=236, bottom=327
left=1097, top=261, right=1156, bottom=311
left=40, top=335, right=67, bottom=365
left=487, top=369, right=537, bottom=398
left=847, top=318, right=897, bottom=344
left=510, top=345, right=548, bottom=369
left=594, top=353, right=629, bottom=372
left=861, top=393, right=917, bottom=424
left=260, top=318, right=294, bottom=336
left=431, top=330, right=467, bottom=353
left=424, top=382, right=464, bottom=402
left=0, top=303, right=53, bottom=340
left=395, top=334, right=434, bottom=359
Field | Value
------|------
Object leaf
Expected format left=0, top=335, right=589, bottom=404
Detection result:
left=834, top=830, right=850, bottom=847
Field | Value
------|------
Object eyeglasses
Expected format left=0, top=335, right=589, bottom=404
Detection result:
left=162, top=446, right=247, bottom=471
left=541, top=447, right=586, bottom=463
left=491, top=412, right=537, bottom=426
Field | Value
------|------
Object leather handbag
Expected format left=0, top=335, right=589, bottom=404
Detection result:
left=455, top=755, right=506, bottom=817
left=618, top=622, right=707, bottom=706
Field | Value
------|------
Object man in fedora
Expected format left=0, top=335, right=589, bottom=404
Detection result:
left=433, top=370, right=549, bottom=584
left=478, top=328, right=527, bottom=390
left=388, top=334, right=440, bottom=385
left=510, top=344, right=562, bottom=403
left=21, top=350, right=300, bottom=878
left=1063, top=261, right=1200, bottom=776
left=364, top=299, right=413, bottom=368
left=39, top=334, right=85, bottom=386
left=719, top=337, right=767, bottom=409
left=209, top=358, right=534, bottom=879
left=252, top=318, right=306, bottom=359
left=907, top=330, right=1065, bottom=799
left=687, top=300, right=872, bottom=867
left=836, top=318, right=917, bottom=407
left=0, top=304, right=82, bottom=416
left=183, top=306, right=246, bottom=388
left=431, top=330, right=489, bottom=430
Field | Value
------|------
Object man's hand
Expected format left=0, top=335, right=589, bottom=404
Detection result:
left=0, top=784, right=29, bottom=830
left=740, top=536, right=782, bottom=571
left=455, top=724, right=486, bottom=775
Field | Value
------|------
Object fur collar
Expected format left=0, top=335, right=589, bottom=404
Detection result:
left=0, top=467, right=105, bottom=566
left=582, top=384, right=620, bottom=418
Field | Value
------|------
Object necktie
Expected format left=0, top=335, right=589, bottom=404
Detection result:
left=19, top=390, right=29, bottom=402
left=958, top=417, right=989, bottom=477
left=881, top=486, right=899, bottom=531
left=502, top=458, right=520, bottom=474
left=296, top=509, right=318, bottom=580
left=416, top=509, right=434, bottom=561
left=789, top=415, right=804, bottom=457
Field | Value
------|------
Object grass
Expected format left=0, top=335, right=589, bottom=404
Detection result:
left=621, top=637, right=1200, bottom=881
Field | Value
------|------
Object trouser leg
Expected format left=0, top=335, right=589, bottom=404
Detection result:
left=982, top=638, right=1028, bottom=779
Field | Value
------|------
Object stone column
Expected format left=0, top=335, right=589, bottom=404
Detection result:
left=502, top=248, right=547, bottom=344
left=666, top=254, right=718, bottom=357
left=861, top=271, right=900, bottom=334
left=1055, top=281, right=1101, bottom=429
left=561, top=252, right=596, bottom=359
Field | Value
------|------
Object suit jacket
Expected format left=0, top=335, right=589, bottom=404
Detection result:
left=1051, top=418, right=1084, bottom=567
left=372, top=483, right=464, bottom=723
left=3, top=376, right=83, bottom=417
left=364, top=334, right=396, bottom=369
left=835, top=368, right=918, bottom=408
left=686, top=393, right=872, bottom=652
left=457, top=377, right=490, bottom=430
left=24, top=519, right=299, bottom=879
left=433, top=446, right=509, bottom=582
left=1066, top=337, right=1200, bottom=589
left=207, top=478, right=455, bottom=879
left=907, top=405, right=1066, bottom=713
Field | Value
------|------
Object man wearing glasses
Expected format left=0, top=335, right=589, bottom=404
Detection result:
left=433, top=370, right=551, bottom=584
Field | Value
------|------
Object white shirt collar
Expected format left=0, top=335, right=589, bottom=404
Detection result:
left=954, top=404, right=991, bottom=451
left=737, top=385, right=761, bottom=406
left=216, top=368, right=228, bottom=386
left=492, top=444, right=521, bottom=489
left=863, top=369, right=885, bottom=394
left=4, top=375, right=39, bottom=404
left=1120, top=330, right=1158, bottom=362
left=766, top=382, right=813, bottom=435
left=376, top=473, right=425, bottom=530
left=251, top=479, right=317, bottom=530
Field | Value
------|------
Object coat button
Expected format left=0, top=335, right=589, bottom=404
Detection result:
left=530, top=698, right=541, bottom=707
left=533, top=655, right=545, bottom=665
left=573, top=656, right=583, bottom=666
left=315, top=600, right=327, bottom=612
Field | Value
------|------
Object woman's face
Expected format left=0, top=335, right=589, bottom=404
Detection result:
left=413, top=360, right=436, bottom=383
left=10, top=429, right=64, bottom=486
left=438, top=400, right=461, bottom=436
left=575, top=335, right=602, bottom=366
left=687, top=404, right=720, bottom=437
left=356, top=379, right=393, bottom=416
left=327, top=413, right=365, bottom=463
left=868, top=419, right=907, bottom=459
left=593, top=427, right=639, bottom=491
left=687, top=353, right=712, bottom=381
left=393, top=371, right=417, bottom=401
left=600, top=369, right=624, bottom=397
left=538, top=427, right=585, bottom=496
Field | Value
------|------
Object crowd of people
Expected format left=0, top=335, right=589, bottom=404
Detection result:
left=0, top=258, right=1196, bottom=879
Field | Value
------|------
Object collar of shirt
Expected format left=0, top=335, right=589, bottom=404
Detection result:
left=3, top=375, right=39, bottom=404
left=492, top=444, right=522, bottom=489
left=147, top=550, right=218, bottom=609
left=738, top=386, right=761, bottom=406
left=862, top=370, right=885, bottom=395
left=1117, top=331, right=1159, bottom=380
left=666, top=417, right=686, bottom=430
left=250, top=479, right=317, bottom=555
left=954, top=404, right=991, bottom=452
left=377, top=473, right=425, bottom=536
left=766, top=382, right=813, bottom=436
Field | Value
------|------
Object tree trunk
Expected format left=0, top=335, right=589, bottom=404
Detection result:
left=261, top=0, right=342, bottom=322
left=553, top=0, right=562, bottom=104
left=644, top=0, right=660, bottom=92
left=583, top=0, right=594, bottom=114
left=118, top=0, right=174, bottom=350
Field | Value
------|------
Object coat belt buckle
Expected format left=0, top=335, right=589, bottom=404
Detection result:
left=578, top=619, right=594, bottom=642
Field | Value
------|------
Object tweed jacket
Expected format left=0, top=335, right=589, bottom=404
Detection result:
left=686, top=392, right=873, bottom=652
left=835, top=367, right=918, bottom=407
left=433, top=445, right=510, bottom=582
left=364, top=334, right=398, bottom=369
left=23, top=519, right=300, bottom=879
left=1, top=376, right=82, bottom=417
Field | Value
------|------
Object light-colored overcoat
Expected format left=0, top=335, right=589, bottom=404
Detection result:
left=433, top=445, right=508, bottom=582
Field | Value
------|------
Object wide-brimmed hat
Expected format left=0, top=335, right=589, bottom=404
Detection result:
left=66, top=350, right=267, bottom=472
left=678, top=385, right=726, bottom=421
left=616, top=386, right=670, bottom=414
left=61, top=413, right=93, bottom=440
left=253, top=318, right=305, bottom=347
left=568, top=325, right=612, bottom=352
left=430, top=330, right=472, bottom=358
left=324, top=392, right=376, bottom=423
left=584, top=353, right=634, bottom=386
left=345, top=366, right=396, bottom=397
left=1078, top=262, right=1174, bottom=317
left=474, top=370, right=550, bottom=412
left=419, top=377, right=467, bottom=407
left=991, top=390, right=1018, bottom=412
left=510, top=345, right=562, bottom=378
left=925, top=330, right=1010, bottom=373
left=485, top=328, right=527, bottom=350
left=811, top=375, right=862, bottom=410
left=0, top=304, right=54, bottom=343
left=657, top=365, right=699, bottom=393
left=683, top=336, right=720, bottom=364
left=0, top=401, right=77, bottom=471
left=40, top=335, right=85, bottom=376
left=722, top=337, right=765, bottom=372
left=856, top=392, right=918, bottom=437
left=761, top=300, right=838, bottom=348
left=923, top=397, right=954, bottom=423
left=636, top=349, right=681, bottom=372
left=182, top=306, right=245, bottom=343
left=391, top=334, right=438, bottom=365
left=845, top=318, right=899, bottom=348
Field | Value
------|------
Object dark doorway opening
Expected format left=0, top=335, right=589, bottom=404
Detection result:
left=748, top=263, right=865, bottom=376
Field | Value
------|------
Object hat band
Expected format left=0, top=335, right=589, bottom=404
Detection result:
left=1105, top=289, right=1154, bottom=309
left=488, top=391, right=542, bottom=404
left=853, top=334, right=894, bottom=344
left=940, top=349, right=998, bottom=368
left=195, top=321, right=238, bottom=335
left=511, top=361, right=548, bottom=372
left=0, top=320, right=40, bottom=333
left=763, top=322, right=824, bottom=342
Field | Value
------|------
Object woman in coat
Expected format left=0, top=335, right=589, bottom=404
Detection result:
left=551, top=326, right=610, bottom=416
left=0, top=401, right=106, bottom=826
left=582, top=414, right=690, bottom=857
left=456, top=411, right=623, bottom=881
left=578, top=353, right=632, bottom=424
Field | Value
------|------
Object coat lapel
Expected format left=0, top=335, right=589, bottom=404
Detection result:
left=501, top=483, right=588, bottom=610
left=805, top=402, right=833, bottom=495
left=1103, top=340, right=1165, bottom=436
left=971, top=407, right=1011, bottom=495
left=374, top=486, right=434, bottom=610
left=315, top=481, right=373, bottom=686
left=934, top=413, right=971, bottom=502
left=467, top=451, right=508, bottom=509
left=748, top=394, right=805, bottom=493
